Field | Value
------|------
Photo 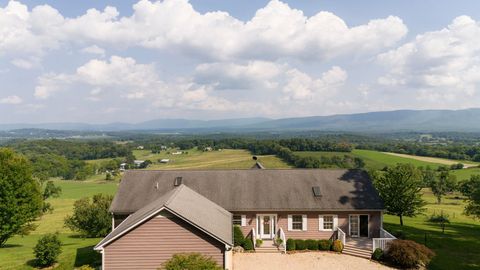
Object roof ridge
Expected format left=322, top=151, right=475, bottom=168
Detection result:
left=164, top=184, right=185, bottom=206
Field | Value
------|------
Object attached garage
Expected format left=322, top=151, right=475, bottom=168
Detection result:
left=95, top=185, right=233, bottom=270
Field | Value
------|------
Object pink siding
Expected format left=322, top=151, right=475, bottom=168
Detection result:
left=104, top=211, right=225, bottom=270
left=232, top=211, right=381, bottom=240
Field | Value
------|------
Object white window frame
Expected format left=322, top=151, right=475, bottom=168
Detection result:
left=233, top=215, right=246, bottom=226
left=288, top=214, right=307, bottom=231
left=319, top=215, right=338, bottom=231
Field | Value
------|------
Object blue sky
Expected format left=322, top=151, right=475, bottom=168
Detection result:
left=1, top=0, right=480, bottom=123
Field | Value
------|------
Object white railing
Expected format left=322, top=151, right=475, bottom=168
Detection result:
left=251, top=228, right=256, bottom=249
left=337, top=228, right=346, bottom=245
left=278, top=227, right=286, bottom=253
left=372, top=228, right=396, bottom=252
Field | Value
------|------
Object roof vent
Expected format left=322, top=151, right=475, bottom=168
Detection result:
left=174, top=176, right=183, bottom=186
left=312, top=186, right=322, bottom=197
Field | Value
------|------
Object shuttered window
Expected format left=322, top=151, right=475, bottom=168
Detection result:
left=292, top=215, right=303, bottom=230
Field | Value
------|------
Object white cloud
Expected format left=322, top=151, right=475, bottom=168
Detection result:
left=81, top=45, right=106, bottom=56
left=0, top=0, right=407, bottom=62
left=10, top=58, right=36, bottom=69
left=378, top=16, right=480, bottom=100
left=0, top=95, right=22, bottom=104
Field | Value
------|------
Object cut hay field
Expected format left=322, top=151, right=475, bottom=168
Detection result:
left=383, top=152, right=478, bottom=168
left=133, top=148, right=291, bottom=170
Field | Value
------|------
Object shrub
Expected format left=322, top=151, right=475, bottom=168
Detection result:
left=64, top=194, right=113, bottom=237
left=161, top=253, right=221, bottom=270
left=371, top=248, right=384, bottom=261
left=243, top=238, right=254, bottom=251
left=295, top=239, right=306, bottom=250
left=256, top=239, right=263, bottom=247
left=77, top=265, right=95, bottom=270
left=274, top=237, right=283, bottom=247
left=318, top=240, right=332, bottom=251
left=306, top=239, right=318, bottom=250
left=386, top=239, right=435, bottom=268
left=33, top=233, right=62, bottom=267
left=286, top=238, right=296, bottom=251
left=331, top=240, right=343, bottom=252
left=233, top=226, right=245, bottom=246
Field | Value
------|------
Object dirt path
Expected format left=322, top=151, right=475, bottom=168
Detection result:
left=383, top=152, right=478, bottom=168
left=233, top=252, right=394, bottom=270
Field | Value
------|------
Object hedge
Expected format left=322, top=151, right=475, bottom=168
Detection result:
left=286, top=239, right=296, bottom=251
left=305, top=239, right=318, bottom=250
left=294, top=239, right=307, bottom=250
left=318, top=240, right=332, bottom=251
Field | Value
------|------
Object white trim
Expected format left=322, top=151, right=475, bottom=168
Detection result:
left=96, top=206, right=232, bottom=250
left=302, top=215, right=307, bottom=231
left=241, top=215, right=247, bottom=226
left=319, top=214, right=337, bottom=231
left=101, top=249, right=105, bottom=270
left=349, top=214, right=369, bottom=238
left=256, top=214, right=277, bottom=239
left=287, top=215, right=292, bottom=231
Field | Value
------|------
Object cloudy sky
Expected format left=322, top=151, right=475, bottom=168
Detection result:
left=1, top=0, right=480, bottom=124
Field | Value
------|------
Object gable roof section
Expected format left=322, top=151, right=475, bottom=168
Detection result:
left=95, top=184, right=232, bottom=250
left=110, top=169, right=384, bottom=214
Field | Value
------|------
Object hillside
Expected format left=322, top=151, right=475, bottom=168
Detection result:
left=2, top=109, right=480, bottom=133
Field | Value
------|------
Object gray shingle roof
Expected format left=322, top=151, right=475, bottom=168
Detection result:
left=95, top=184, right=232, bottom=250
left=110, top=169, right=383, bottom=214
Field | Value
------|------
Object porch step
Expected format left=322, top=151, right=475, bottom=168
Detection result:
left=255, top=241, right=282, bottom=253
left=343, top=244, right=372, bottom=259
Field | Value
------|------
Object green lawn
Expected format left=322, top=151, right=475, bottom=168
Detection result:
left=383, top=189, right=480, bottom=270
left=295, top=149, right=445, bottom=170
left=0, top=179, right=118, bottom=270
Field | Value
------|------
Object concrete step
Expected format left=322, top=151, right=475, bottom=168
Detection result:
left=343, top=247, right=372, bottom=259
left=255, top=246, right=281, bottom=253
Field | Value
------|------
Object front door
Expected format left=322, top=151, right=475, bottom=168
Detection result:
left=349, top=214, right=369, bottom=237
left=257, top=214, right=276, bottom=239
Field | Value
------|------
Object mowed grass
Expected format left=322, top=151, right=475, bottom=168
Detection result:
left=295, top=149, right=445, bottom=170
left=133, top=148, right=291, bottom=170
left=383, top=189, right=480, bottom=270
left=0, top=179, right=118, bottom=270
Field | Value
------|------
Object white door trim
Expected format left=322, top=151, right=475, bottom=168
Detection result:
left=256, top=214, right=277, bottom=239
left=349, top=214, right=370, bottom=238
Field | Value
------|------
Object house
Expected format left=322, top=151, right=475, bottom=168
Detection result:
left=171, top=151, right=183, bottom=155
left=95, top=167, right=392, bottom=270
left=137, top=145, right=144, bottom=150
left=119, top=163, right=126, bottom=172
left=133, top=160, right=145, bottom=167
left=159, top=159, right=170, bottom=163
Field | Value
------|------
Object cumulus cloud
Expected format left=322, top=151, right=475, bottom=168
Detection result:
left=81, top=45, right=106, bottom=56
left=0, top=95, right=22, bottom=104
left=378, top=16, right=480, bottom=102
left=0, top=0, right=407, bottom=62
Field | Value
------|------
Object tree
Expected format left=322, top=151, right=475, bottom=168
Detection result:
left=373, top=164, right=426, bottom=225
left=33, top=233, right=62, bottom=267
left=64, top=194, right=113, bottom=237
left=461, top=175, right=480, bottom=219
left=0, top=148, right=43, bottom=247
left=41, top=180, right=62, bottom=213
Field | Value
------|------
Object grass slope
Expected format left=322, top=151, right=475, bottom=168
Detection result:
left=383, top=189, right=480, bottom=270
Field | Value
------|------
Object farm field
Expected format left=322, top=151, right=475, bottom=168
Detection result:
left=295, top=149, right=445, bottom=170
left=133, top=148, right=291, bottom=170
left=383, top=152, right=478, bottom=168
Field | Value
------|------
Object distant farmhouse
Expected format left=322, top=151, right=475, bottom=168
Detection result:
left=95, top=163, right=392, bottom=269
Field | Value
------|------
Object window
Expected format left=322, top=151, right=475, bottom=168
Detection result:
left=292, top=215, right=303, bottom=230
left=233, top=215, right=242, bottom=226
left=319, top=215, right=337, bottom=231
left=323, top=215, right=334, bottom=230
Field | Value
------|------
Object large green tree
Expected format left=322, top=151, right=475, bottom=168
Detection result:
left=64, top=193, right=113, bottom=237
left=461, top=175, right=480, bottom=219
left=429, top=170, right=457, bottom=204
left=0, top=148, right=43, bottom=247
left=373, top=164, right=426, bottom=225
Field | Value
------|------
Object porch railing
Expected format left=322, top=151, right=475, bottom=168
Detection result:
left=251, top=228, right=256, bottom=249
left=372, top=228, right=396, bottom=252
left=337, top=228, right=346, bottom=245
left=278, top=227, right=286, bottom=253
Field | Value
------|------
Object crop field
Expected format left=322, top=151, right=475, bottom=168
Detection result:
left=133, top=148, right=291, bottom=170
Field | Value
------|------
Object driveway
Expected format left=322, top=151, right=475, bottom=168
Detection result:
left=233, top=252, right=394, bottom=270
